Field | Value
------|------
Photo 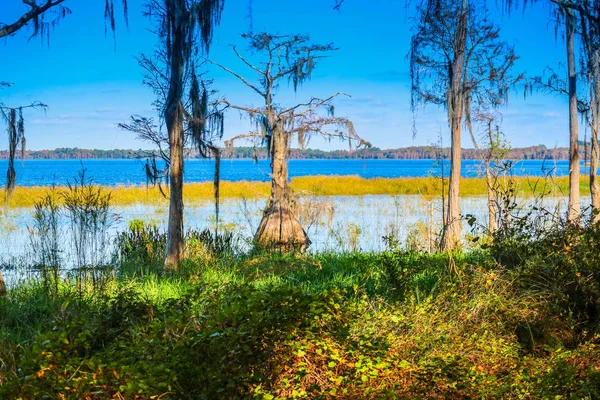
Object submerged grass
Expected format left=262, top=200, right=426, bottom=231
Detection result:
left=2, top=174, right=591, bottom=207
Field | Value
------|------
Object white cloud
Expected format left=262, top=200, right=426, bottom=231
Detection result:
left=95, top=107, right=114, bottom=113
left=58, top=113, right=81, bottom=119
left=30, top=118, right=69, bottom=125
left=544, top=111, right=561, bottom=118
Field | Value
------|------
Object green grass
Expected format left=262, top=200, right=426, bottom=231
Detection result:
left=1, top=174, right=590, bottom=207
left=1, top=244, right=599, bottom=399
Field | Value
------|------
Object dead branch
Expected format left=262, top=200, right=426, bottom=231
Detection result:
left=0, top=0, right=66, bottom=38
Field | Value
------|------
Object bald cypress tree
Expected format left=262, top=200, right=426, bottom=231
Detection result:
left=509, top=1, right=600, bottom=222
left=410, top=0, right=520, bottom=250
left=503, top=0, right=587, bottom=223
left=213, top=33, right=369, bottom=250
left=142, top=0, right=224, bottom=269
left=119, top=48, right=224, bottom=255
left=576, top=2, right=600, bottom=221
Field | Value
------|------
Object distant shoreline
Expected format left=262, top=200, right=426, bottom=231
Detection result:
left=0, top=145, right=582, bottom=161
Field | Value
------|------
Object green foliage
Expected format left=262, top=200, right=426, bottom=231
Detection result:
left=2, top=231, right=600, bottom=398
left=115, top=219, right=167, bottom=272
left=115, top=220, right=239, bottom=275
left=498, top=221, right=600, bottom=340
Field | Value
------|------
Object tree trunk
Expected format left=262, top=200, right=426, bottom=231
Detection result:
left=441, top=116, right=462, bottom=250
left=485, top=124, right=498, bottom=234
left=591, top=103, right=600, bottom=222
left=0, top=270, right=6, bottom=296
left=440, top=2, right=467, bottom=251
left=486, top=163, right=497, bottom=234
left=566, top=11, right=581, bottom=224
left=164, top=0, right=187, bottom=269
left=254, top=129, right=309, bottom=250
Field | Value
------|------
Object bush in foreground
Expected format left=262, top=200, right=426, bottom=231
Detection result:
left=1, top=228, right=600, bottom=398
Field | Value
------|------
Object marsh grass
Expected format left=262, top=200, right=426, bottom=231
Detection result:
left=29, top=186, right=62, bottom=296
left=1, top=175, right=589, bottom=208
left=61, top=170, right=118, bottom=295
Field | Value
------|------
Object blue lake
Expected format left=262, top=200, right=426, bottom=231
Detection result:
left=0, top=158, right=588, bottom=187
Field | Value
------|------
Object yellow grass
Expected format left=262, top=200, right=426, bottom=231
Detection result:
left=1, top=175, right=591, bottom=208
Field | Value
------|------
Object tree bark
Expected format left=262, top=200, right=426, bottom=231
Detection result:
left=486, top=163, right=497, bottom=234
left=591, top=103, right=600, bottom=222
left=441, top=115, right=463, bottom=250
left=485, top=124, right=498, bottom=234
left=440, top=1, right=467, bottom=251
left=164, top=0, right=187, bottom=269
left=566, top=11, right=581, bottom=224
left=254, top=128, right=309, bottom=250
left=0, top=270, right=6, bottom=297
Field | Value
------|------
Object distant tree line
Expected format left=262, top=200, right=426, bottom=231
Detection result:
left=0, top=145, right=581, bottom=160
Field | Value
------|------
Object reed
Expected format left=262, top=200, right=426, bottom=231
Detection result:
left=1, top=175, right=590, bottom=208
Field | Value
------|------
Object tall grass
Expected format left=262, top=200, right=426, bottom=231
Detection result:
left=29, top=186, right=62, bottom=296
left=2, top=174, right=588, bottom=208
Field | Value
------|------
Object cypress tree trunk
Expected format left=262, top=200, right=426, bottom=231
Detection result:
left=440, top=1, right=467, bottom=251
left=566, top=11, right=581, bottom=224
left=591, top=104, right=600, bottom=222
left=441, top=114, right=463, bottom=250
left=164, top=0, right=187, bottom=269
left=254, top=129, right=309, bottom=250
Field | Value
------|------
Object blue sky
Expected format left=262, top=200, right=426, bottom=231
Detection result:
left=0, top=0, right=574, bottom=151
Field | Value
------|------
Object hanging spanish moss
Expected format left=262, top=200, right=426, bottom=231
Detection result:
left=187, top=71, right=225, bottom=235
left=193, top=0, right=225, bottom=54
left=121, top=0, right=226, bottom=269
left=144, top=156, right=170, bottom=197
left=0, top=0, right=127, bottom=44
left=104, top=0, right=129, bottom=43
left=3, top=107, right=25, bottom=195
left=1, top=101, right=46, bottom=197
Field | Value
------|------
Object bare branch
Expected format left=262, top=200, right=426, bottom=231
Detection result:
left=333, top=0, right=345, bottom=11
left=118, top=115, right=170, bottom=163
left=224, top=132, right=267, bottom=148
left=215, top=98, right=264, bottom=115
left=208, top=59, right=266, bottom=98
left=232, top=46, right=265, bottom=75
left=0, top=0, right=66, bottom=38
left=282, top=92, right=349, bottom=114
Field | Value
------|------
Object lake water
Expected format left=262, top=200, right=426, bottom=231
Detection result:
left=0, top=194, right=580, bottom=280
left=0, top=158, right=588, bottom=285
left=0, top=159, right=587, bottom=187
